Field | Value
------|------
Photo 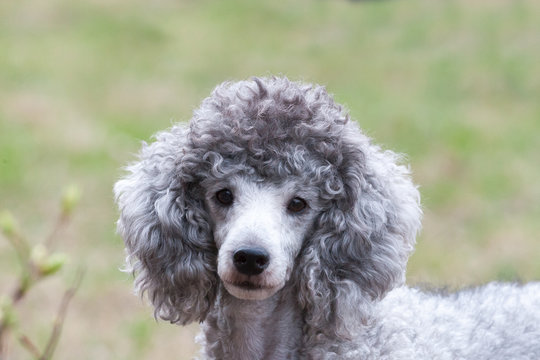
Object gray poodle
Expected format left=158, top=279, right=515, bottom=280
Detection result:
left=115, top=77, right=540, bottom=359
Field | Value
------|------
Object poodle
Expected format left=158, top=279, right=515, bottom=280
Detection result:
left=114, top=77, right=540, bottom=359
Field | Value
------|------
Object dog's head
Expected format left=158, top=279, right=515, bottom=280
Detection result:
left=115, top=77, right=421, bottom=332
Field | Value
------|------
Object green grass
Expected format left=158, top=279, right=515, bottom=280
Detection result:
left=1, top=0, right=539, bottom=358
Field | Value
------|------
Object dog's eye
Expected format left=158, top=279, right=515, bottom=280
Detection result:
left=287, top=197, right=307, bottom=213
left=216, top=189, right=234, bottom=206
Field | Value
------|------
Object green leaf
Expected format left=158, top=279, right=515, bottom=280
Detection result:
left=61, top=184, right=82, bottom=216
left=0, top=210, right=17, bottom=237
left=40, top=253, right=69, bottom=276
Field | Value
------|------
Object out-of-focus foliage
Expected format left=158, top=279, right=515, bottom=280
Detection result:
left=0, top=186, right=82, bottom=359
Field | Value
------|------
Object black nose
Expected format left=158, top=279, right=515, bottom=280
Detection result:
left=233, top=248, right=270, bottom=276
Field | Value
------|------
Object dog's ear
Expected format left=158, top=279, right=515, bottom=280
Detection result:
left=297, top=123, right=422, bottom=339
left=114, top=126, right=217, bottom=325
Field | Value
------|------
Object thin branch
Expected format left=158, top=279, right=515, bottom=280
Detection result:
left=4, top=232, right=31, bottom=265
left=0, top=256, right=33, bottom=357
left=44, top=213, right=69, bottom=249
left=0, top=271, right=37, bottom=358
left=18, top=334, right=40, bottom=358
left=1, top=228, right=33, bottom=353
left=39, top=269, right=84, bottom=360
left=11, top=273, right=33, bottom=305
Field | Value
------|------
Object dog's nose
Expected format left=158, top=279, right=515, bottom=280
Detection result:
left=233, top=248, right=270, bottom=276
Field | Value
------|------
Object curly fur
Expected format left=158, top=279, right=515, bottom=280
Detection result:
left=115, top=77, right=540, bottom=359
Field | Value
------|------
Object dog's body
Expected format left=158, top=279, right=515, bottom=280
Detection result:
left=200, top=282, right=540, bottom=359
left=115, top=77, right=540, bottom=359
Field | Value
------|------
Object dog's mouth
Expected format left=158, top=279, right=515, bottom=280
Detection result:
left=222, top=279, right=280, bottom=300
left=225, top=280, right=268, bottom=291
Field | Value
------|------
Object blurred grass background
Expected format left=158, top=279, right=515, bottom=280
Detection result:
left=0, top=0, right=539, bottom=359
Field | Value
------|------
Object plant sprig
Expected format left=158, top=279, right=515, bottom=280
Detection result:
left=0, top=185, right=84, bottom=360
